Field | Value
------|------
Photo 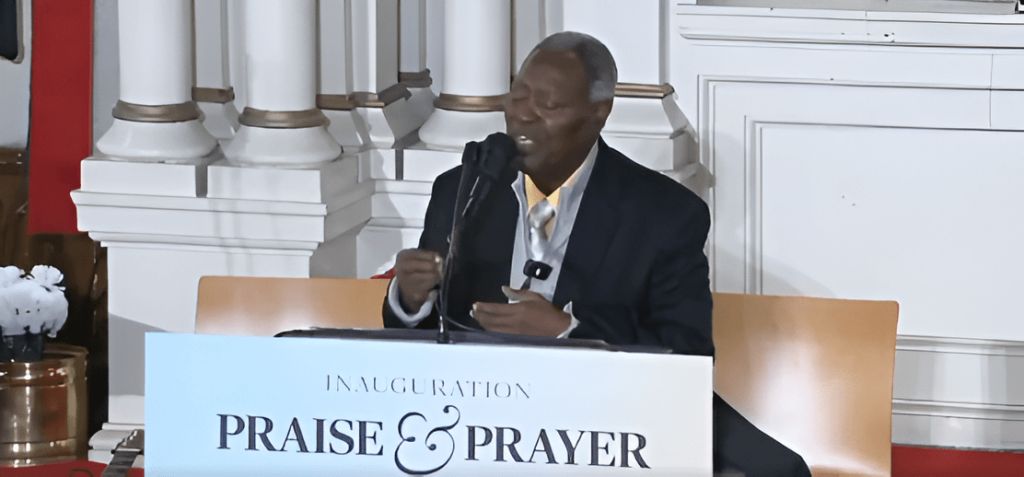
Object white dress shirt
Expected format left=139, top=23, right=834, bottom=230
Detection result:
left=388, top=142, right=600, bottom=337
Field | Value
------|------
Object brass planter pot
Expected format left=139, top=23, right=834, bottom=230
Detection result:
left=0, top=344, right=88, bottom=467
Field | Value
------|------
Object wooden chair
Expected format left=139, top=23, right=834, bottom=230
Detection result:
left=712, top=293, right=899, bottom=477
left=194, top=276, right=388, bottom=336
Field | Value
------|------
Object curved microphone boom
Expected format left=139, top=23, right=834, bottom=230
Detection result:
left=461, top=133, right=518, bottom=220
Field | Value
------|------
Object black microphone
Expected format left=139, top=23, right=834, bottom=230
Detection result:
left=519, top=259, right=553, bottom=292
left=523, top=259, right=553, bottom=280
left=461, top=132, right=518, bottom=221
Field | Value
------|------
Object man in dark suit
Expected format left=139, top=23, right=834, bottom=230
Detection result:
left=383, top=31, right=811, bottom=477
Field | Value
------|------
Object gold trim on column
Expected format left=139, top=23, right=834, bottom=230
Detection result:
left=316, top=94, right=355, bottom=111
left=350, top=83, right=413, bottom=108
left=238, top=107, right=328, bottom=129
left=434, top=93, right=506, bottom=112
left=192, top=87, right=236, bottom=104
left=615, top=83, right=676, bottom=99
left=399, top=69, right=433, bottom=88
left=111, top=100, right=202, bottom=123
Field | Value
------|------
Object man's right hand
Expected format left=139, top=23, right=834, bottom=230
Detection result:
left=395, top=249, right=443, bottom=312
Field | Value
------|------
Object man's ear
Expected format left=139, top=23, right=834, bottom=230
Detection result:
left=592, top=99, right=613, bottom=126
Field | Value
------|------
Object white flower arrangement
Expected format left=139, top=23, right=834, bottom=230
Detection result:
left=0, top=265, right=69, bottom=338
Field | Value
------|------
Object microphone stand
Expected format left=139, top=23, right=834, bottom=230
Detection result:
left=435, top=143, right=478, bottom=345
left=435, top=231, right=458, bottom=344
left=435, top=180, right=488, bottom=344
left=434, top=134, right=516, bottom=344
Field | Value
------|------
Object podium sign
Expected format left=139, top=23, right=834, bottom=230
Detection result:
left=145, top=333, right=713, bottom=476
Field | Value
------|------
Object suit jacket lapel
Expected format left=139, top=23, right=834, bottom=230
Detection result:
left=553, top=139, right=621, bottom=308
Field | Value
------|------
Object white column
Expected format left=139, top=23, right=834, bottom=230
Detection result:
left=226, top=0, right=248, bottom=111
left=318, top=0, right=365, bottom=152
left=347, top=0, right=424, bottom=150
left=556, top=0, right=696, bottom=184
left=513, top=0, right=546, bottom=74
left=417, top=0, right=510, bottom=152
left=314, top=0, right=433, bottom=277
left=193, top=0, right=239, bottom=140
left=399, top=0, right=435, bottom=124
left=95, top=0, right=216, bottom=162
left=222, top=0, right=341, bottom=166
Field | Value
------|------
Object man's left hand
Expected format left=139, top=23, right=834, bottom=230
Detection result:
left=472, top=286, right=571, bottom=337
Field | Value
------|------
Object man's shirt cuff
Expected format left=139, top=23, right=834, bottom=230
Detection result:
left=387, top=278, right=435, bottom=327
left=557, top=301, right=580, bottom=339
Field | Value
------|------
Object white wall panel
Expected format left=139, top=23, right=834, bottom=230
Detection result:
left=758, top=125, right=1024, bottom=340
left=671, top=4, right=1024, bottom=449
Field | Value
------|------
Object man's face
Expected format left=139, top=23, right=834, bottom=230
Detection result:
left=504, top=49, right=611, bottom=182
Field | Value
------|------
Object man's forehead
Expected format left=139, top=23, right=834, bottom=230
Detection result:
left=518, top=49, right=587, bottom=85
left=524, top=48, right=581, bottom=72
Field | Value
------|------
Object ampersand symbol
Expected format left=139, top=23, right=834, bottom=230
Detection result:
left=394, top=405, right=461, bottom=475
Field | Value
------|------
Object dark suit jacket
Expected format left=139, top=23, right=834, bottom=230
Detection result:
left=383, top=137, right=713, bottom=357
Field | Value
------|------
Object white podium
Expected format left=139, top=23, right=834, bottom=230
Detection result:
left=145, top=331, right=713, bottom=476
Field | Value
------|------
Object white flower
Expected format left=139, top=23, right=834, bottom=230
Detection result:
left=0, top=266, right=23, bottom=288
left=38, top=285, right=69, bottom=338
left=0, top=265, right=69, bottom=337
left=28, top=265, right=65, bottom=291
left=0, top=287, right=17, bottom=334
left=2, top=280, right=41, bottom=335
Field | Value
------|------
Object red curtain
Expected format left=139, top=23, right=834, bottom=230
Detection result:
left=27, top=0, right=93, bottom=233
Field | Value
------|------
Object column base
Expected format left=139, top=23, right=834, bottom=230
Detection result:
left=207, top=157, right=357, bottom=203
left=402, top=145, right=464, bottom=181
left=81, top=152, right=217, bottom=197
left=602, top=95, right=692, bottom=169
left=404, top=86, right=436, bottom=131
left=223, top=124, right=342, bottom=167
left=197, top=101, right=240, bottom=140
left=324, top=109, right=370, bottom=152
left=354, top=94, right=429, bottom=149
left=313, top=222, right=424, bottom=278
left=600, top=95, right=709, bottom=195
left=96, top=118, right=218, bottom=162
left=418, top=108, right=505, bottom=151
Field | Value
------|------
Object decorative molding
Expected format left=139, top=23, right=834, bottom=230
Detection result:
left=893, top=399, right=1024, bottom=422
left=399, top=69, right=433, bottom=88
left=317, top=94, right=355, bottom=111
left=676, top=5, right=1024, bottom=49
left=191, top=86, right=235, bottom=104
left=111, top=100, right=201, bottom=123
left=695, top=0, right=1019, bottom=15
left=434, top=93, right=506, bottom=112
left=897, top=335, right=1024, bottom=357
left=238, top=107, right=328, bottom=129
left=615, top=82, right=676, bottom=99
left=88, top=233, right=323, bottom=253
left=892, top=335, right=1024, bottom=449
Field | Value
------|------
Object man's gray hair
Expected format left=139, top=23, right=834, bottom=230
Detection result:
left=528, top=31, right=618, bottom=103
